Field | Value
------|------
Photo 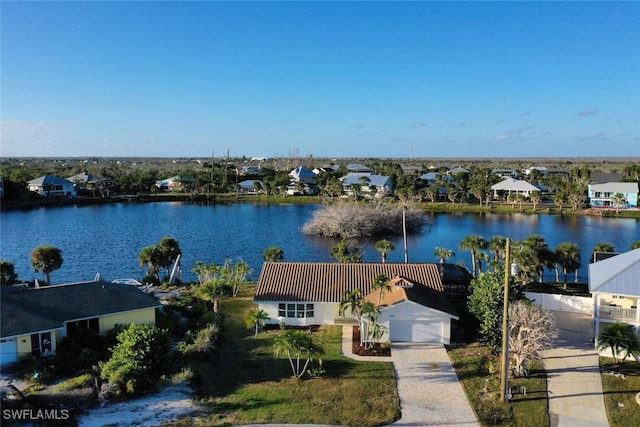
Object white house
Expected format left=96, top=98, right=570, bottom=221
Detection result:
left=589, top=249, right=640, bottom=357
left=587, top=182, right=638, bottom=209
left=254, top=262, right=459, bottom=344
left=491, top=177, right=542, bottom=199
left=27, top=175, right=76, bottom=198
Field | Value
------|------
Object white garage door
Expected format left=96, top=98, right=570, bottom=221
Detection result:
left=390, top=320, right=442, bottom=343
left=0, top=338, right=18, bottom=366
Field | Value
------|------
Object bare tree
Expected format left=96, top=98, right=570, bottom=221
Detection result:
left=508, top=301, right=558, bottom=377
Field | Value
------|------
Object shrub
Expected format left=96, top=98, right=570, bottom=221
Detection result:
left=178, top=323, right=221, bottom=358
left=99, top=324, right=172, bottom=398
left=302, top=201, right=428, bottom=238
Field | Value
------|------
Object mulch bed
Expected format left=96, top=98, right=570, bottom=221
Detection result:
left=352, top=326, right=391, bottom=357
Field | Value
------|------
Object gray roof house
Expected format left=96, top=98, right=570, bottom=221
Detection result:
left=589, top=249, right=640, bottom=359
left=587, top=182, right=639, bottom=209
left=0, top=281, right=160, bottom=365
left=341, top=173, right=394, bottom=198
left=27, top=175, right=76, bottom=198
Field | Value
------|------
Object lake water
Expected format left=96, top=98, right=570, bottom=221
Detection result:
left=1, top=202, right=638, bottom=284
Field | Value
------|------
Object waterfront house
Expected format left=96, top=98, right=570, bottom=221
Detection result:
left=0, top=280, right=160, bottom=366
left=238, top=179, right=264, bottom=193
left=589, top=249, right=640, bottom=358
left=587, top=182, right=639, bottom=208
left=491, top=177, right=542, bottom=199
left=254, top=262, right=459, bottom=344
left=288, top=167, right=317, bottom=184
left=27, top=175, right=76, bottom=198
left=341, top=173, right=394, bottom=198
left=155, top=175, right=195, bottom=192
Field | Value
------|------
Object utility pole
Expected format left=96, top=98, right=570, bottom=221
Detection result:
left=500, top=238, right=511, bottom=403
left=402, top=203, right=408, bottom=263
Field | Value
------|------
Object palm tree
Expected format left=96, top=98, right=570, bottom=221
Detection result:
left=488, top=236, right=507, bottom=262
left=360, top=300, right=381, bottom=348
left=459, top=234, right=488, bottom=277
left=263, top=246, right=284, bottom=262
left=331, top=240, right=363, bottom=263
left=530, top=190, right=542, bottom=211
left=374, top=239, right=394, bottom=263
left=31, top=245, right=63, bottom=285
left=611, top=192, right=627, bottom=213
left=592, top=242, right=616, bottom=262
left=597, top=322, right=640, bottom=365
left=0, top=260, right=19, bottom=285
left=139, top=245, right=163, bottom=279
left=273, top=330, right=324, bottom=378
left=554, top=242, right=581, bottom=289
left=339, top=289, right=363, bottom=323
left=372, top=274, right=391, bottom=305
left=434, top=247, right=455, bottom=264
left=198, top=277, right=229, bottom=313
left=158, top=236, right=182, bottom=278
left=246, top=307, right=270, bottom=337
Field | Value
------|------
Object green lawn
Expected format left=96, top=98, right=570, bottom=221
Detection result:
left=600, top=357, right=640, bottom=427
left=448, top=344, right=549, bottom=427
left=186, top=293, right=400, bottom=426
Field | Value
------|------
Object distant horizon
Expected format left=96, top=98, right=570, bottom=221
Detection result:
left=3, top=155, right=639, bottom=162
left=2, top=2, right=638, bottom=158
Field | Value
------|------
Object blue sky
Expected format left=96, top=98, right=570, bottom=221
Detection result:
left=1, top=1, right=639, bottom=159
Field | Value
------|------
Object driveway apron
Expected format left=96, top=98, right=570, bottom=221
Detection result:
left=543, top=311, right=609, bottom=427
left=391, top=343, right=479, bottom=427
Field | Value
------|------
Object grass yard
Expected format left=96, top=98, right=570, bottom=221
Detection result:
left=600, top=357, right=640, bottom=427
left=187, top=291, right=400, bottom=426
left=448, top=344, right=549, bottom=427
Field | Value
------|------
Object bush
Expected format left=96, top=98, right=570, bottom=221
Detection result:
left=99, top=324, right=172, bottom=397
left=302, top=201, right=428, bottom=238
left=177, top=323, right=221, bottom=358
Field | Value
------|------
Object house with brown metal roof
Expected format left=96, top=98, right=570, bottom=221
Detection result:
left=254, top=262, right=459, bottom=344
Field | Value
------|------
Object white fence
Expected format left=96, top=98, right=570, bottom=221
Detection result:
left=525, top=292, right=593, bottom=314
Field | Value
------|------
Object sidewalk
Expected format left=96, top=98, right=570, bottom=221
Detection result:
left=543, top=311, right=609, bottom=427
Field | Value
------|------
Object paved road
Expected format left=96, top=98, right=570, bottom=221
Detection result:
left=543, top=311, right=609, bottom=427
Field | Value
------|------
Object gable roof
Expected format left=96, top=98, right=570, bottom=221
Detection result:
left=491, top=177, right=541, bottom=192
left=255, top=262, right=444, bottom=303
left=341, top=173, right=393, bottom=188
left=27, top=175, right=74, bottom=187
left=588, top=182, right=639, bottom=194
left=589, top=249, right=640, bottom=297
left=364, top=277, right=458, bottom=317
left=1, top=281, right=161, bottom=338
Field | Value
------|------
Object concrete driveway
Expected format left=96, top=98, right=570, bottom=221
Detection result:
left=391, top=342, right=479, bottom=427
left=543, top=311, right=609, bottom=427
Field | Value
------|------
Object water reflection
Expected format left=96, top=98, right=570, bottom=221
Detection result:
left=0, top=203, right=637, bottom=284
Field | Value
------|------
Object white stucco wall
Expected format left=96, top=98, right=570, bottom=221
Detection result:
left=257, top=301, right=340, bottom=327
left=525, top=292, right=593, bottom=314
left=372, top=301, right=455, bottom=345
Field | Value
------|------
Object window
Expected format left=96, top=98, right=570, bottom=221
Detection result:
left=278, top=303, right=314, bottom=318
left=30, top=332, right=52, bottom=356
left=67, top=318, right=99, bottom=336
